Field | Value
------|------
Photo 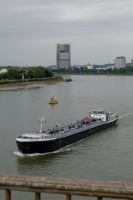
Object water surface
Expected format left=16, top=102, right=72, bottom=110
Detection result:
left=0, top=75, right=133, bottom=199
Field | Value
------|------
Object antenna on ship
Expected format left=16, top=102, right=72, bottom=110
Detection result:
left=39, top=114, right=46, bottom=133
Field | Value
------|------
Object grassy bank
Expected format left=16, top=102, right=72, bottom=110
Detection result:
left=0, top=76, right=64, bottom=91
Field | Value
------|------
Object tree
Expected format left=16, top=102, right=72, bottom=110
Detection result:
left=7, top=68, right=20, bottom=80
left=27, top=66, right=53, bottom=79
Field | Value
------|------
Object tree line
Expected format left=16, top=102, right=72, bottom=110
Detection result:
left=53, top=66, right=133, bottom=75
left=0, top=66, right=54, bottom=81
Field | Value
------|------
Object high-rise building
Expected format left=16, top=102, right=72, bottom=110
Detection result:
left=56, top=44, right=71, bottom=69
left=114, top=57, right=126, bottom=69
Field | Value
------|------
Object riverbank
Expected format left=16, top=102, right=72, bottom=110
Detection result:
left=0, top=79, right=64, bottom=91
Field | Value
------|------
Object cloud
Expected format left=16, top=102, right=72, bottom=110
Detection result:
left=0, top=0, right=133, bottom=65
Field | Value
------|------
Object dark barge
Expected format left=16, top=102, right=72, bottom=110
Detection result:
left=16, top=109, right=118, bottom=154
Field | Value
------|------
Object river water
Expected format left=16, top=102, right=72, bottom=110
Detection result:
left=0, top=75, right=133, bottom=199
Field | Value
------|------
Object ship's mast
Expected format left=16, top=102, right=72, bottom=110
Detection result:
left=39, top=114, right=45, bottom=133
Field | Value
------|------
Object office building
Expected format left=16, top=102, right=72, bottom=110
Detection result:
left=114, top=57, right=126, bottom=69
left=56, top=44, right=71, bottom=69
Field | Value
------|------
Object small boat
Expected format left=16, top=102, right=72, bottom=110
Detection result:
left=65, top=78, right=72, bottom=82
left=16, top=109, right=118, bottom=154
left=48, top=96, right=58, bottom=104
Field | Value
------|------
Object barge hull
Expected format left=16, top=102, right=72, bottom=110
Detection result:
left=16, top=119, right=117, bottom=154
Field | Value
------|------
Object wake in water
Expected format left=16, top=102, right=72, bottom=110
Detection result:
left=119, top=112, right=133, bottom=119
left=13, top=148, right=71, bottom=157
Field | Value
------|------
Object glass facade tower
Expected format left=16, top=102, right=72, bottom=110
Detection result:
left=56, top=44, right=71, bottom=69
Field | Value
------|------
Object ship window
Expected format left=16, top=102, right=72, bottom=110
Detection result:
left=92, top=111, right=104, bottom=114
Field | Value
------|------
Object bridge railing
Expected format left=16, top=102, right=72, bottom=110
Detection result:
left=0, top=175, right=133, bottom=200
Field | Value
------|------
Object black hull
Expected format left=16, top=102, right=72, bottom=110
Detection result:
left=16, top=119, right=118, bottom=154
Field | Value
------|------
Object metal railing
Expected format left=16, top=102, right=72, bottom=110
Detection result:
left=0, top=175, right=133, bottom=200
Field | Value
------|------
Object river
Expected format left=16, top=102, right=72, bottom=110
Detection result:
left=0, top=75, right=133, bottom=199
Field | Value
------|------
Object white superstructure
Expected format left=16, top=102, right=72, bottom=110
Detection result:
left=90, top=109, right=117, bottom=122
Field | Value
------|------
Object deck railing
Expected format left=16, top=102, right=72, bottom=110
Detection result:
left=0, top=175, right=133, bottom=200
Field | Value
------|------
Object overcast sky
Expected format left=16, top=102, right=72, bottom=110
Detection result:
left=0, top=0, right=133, bottom=66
